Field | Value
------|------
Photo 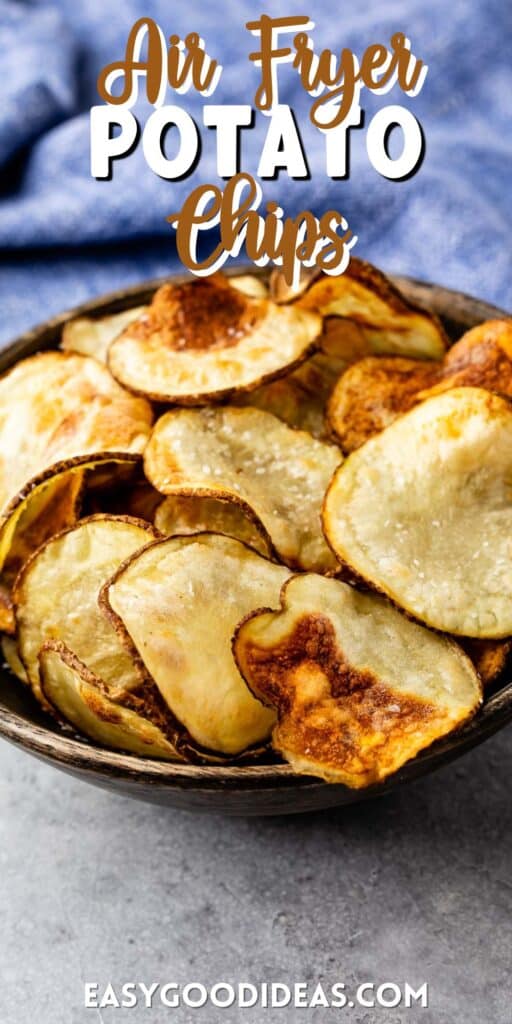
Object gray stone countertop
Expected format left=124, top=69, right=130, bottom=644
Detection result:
left=0, top=728, right=511, bottom=1024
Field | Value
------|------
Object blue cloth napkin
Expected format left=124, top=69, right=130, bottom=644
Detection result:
left=0, top=0, right=510, bottom=345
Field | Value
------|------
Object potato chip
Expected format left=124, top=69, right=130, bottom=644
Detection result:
left=328, top=356, right=436, bottom=451
left=14, top=515, right=158, bottom=705
left=108, top=273, right=321, bottom=403
left=328, top=319, right=512, bottom=451
left=235, top=351, right=345, bottom=439
left=324, top=387, right=512, bottom=637
left=0, top=453, right=139, bottom=571
left=144, top=407, right=342, bottom=571
left=0, top=349, right=152, bottom=516
left=230, top=274, right=269, bottom=299
left=154, top=495, right=271, bottom=556
left=460, top=638, right=511, bottom=687
left=2, top=470, right=84, bottom=582
left=39, top=641, right=181, bottom=760
left=2, top=636, right=28, bottom=682
left=233, top=573, right=481, bottom=787
left=103, top=533, right=290, bottom=756
left=296, top=258, right=446, bottom=360
left=61, top=306, right=147, bottom=363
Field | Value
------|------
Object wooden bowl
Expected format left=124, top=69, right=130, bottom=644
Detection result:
left=0, top=269, right=510, bottom=815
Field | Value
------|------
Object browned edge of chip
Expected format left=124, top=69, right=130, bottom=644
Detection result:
left=99, top=531, right=279, bottom=764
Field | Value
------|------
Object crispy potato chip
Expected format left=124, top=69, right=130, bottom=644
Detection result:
left=0, top=349, right=152, bottom=515
left=144, top=407, right=342, bottom=571
left=103, top=533, right=290, bottom=756
left=460, top=638, right=511, bottom=687
left=328, top=356, right=437, bottom=452
left=154, top=495, right=271, bottom=556
left=0, top=453, right=139, bottom=571
left=2, top=470, right=84, bottom=582
left=295, top=259, right=446, bottom=360
left=0, top=582, right=14, bottom=634
left=235, top=351, right=346, bottom=439
left=108, top=273, right=321, bottom=404
left=61, top=306, right=147, bottom=363
left=14, top=515, right=158, bottom=706
left=39, top=641, right=181, bottom=759
left=2, top=635, right=27, bottom=682
left=324, top=388, right=512, bottom=638
left=328, top=320, right=512, bottom=451
left=418, top=318, right=512, bottom=398
left=233, top=574, right=481, bottom=787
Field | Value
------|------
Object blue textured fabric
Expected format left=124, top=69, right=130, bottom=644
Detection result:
left=0, top=0, right=510, bottom=345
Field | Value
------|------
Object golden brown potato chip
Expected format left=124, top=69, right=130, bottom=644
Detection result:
left=14, top=515, right=158, bottom=706
left=144, top=407, right=342, bottom=571
left=328, top=319, right=512, bottom=451
left=296, top=258, right=446, bottom=360
left=0, top=454, right=140, bottom=571
left=154, top=495, right=270, bottom=556
left=61, top=306, right=148, bottom=363
left=460, top=638, right=511, bottom=687
left=108, top=273, right=321, bottom=404
left=324, top=388, right=512, bottom=638
left=103, top=533, right=290, bottom=756
left=328, top=356, right=437, bottom=452
left=2, top=635, right=28, bottom=682
left=233, top=574, right=481, bottom=787
left=2, top=470, right=84, bottom=582
left=39, top=641, right=181, bottom=760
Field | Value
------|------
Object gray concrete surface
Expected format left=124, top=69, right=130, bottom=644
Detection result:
left=0, top=729, right=511, bottom=1024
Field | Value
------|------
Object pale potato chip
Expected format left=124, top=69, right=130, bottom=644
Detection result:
left=154, top=495, right=270, bottom=556
left=61, top=306, right=147, bottom=363
left=328, top=319, right=512, bottom=451
left=324, top=388, right=512, bottom=637
left=39, top=641, right=181, bottom=760
left=103, top=533, right=290, bottom=756
left=296, top=258, right=446, bottom=360
left=0, top=350, right=152, bottom=560
left=2, top=635, right=27, bottom=682
left=14, top=515, right=158, bottom=706
left=233, top=573, right=481, bottom=787
left=230, top=274, right=269, bottom=299
left=108, top=273, right=321, bottom=403
left=144, top=407, right=342, bottom=571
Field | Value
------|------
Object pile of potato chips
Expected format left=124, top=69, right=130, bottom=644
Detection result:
left=2, top=260, right=511, bottom=788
